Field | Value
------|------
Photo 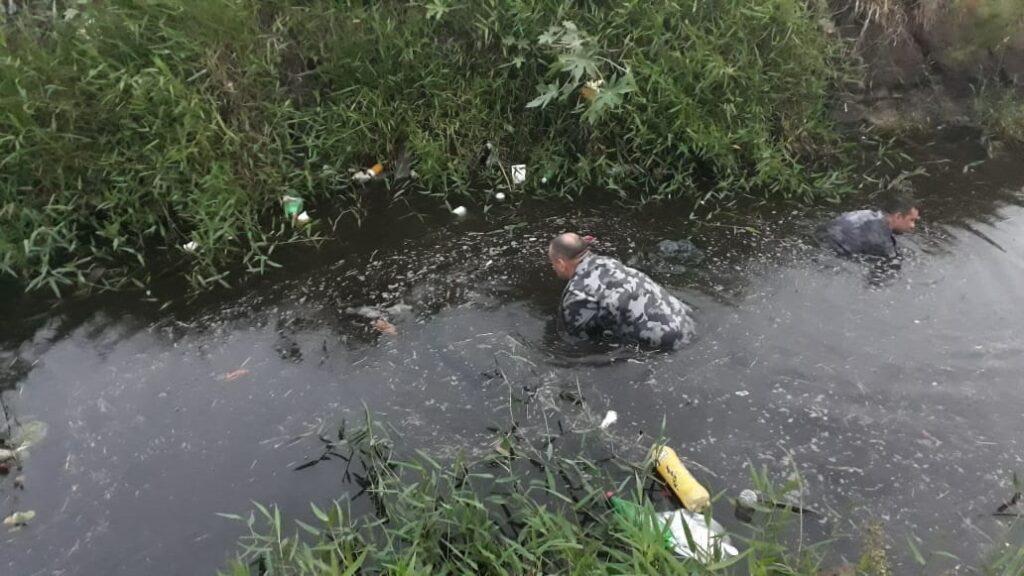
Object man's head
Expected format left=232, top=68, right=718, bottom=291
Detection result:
left=879, top=188, right=920, bottom=234
left=548, top=232, right=593, bottom=280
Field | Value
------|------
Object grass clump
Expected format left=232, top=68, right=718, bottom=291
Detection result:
left=977, top=89, right=1024, bottom=147
left=220, top=419, right=828, bottom=575
left=1, top=0, right=849, bottom=293
left=221, top=415, right=1024, bottom=575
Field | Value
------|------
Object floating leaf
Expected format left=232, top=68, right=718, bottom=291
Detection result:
left=526, top=82, right=561, bottom=109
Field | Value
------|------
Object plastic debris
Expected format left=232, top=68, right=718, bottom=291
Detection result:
left=281, top=196, right=304, bottom=224
left=511, top=164, right=527, bottom=185
left=295, top=211, right=311, bottom=225
left=735, top=489, right=758, bottom=523
left=734, top=488, right=820, bottom=518
left=580, top=79, right=604, bottom=102
left=657, top=508, right=738, bottom=562
left=494, top=192, right=506, bottom=202
left=652, top=444, right=710, bottom=512
left=0, top=449, right=16, bottom=463
left=12, top=421, right=46, bottom=453
left=182, top=240, right=199, bottom=253
left=480, top=142, right=500, bottom=168
left=372, top=319, right=397, bottom=335
left=606, top=493, right=675, bottom=549
left=353, top=162, right=385, bottom=183
left=451, top=206, right=467, bottom=217
left=3, top=510, right=35, bottom=527
left=221, top=369, right=251, bottom=382
left=606, top=493, right=737, bottom=564
left=599, top=410, right=618, bottom=429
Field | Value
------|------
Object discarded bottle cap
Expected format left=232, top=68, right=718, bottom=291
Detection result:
left=295, top=211, right=311, bottom=225
left=451, top=206, right=467, bottom=216
left=182, top=240, right=199, bottom=253
left=494, top=192, right=506, bottom=201
left=511, top=164, right=527, bottom=184
left=281, top=196, right=304, bottom=219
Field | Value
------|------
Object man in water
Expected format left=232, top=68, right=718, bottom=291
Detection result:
left=817, top=189, right=920, bottom=258
left=548, top=233, right=695, bottom=349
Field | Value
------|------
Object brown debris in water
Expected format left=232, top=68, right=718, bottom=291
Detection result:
left=221, top=369, right=251, bottom=381
left=372, top=319, right=398, bottom=335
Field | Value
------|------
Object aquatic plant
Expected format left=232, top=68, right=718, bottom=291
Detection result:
left=219, top=415, right=828, bottom=575
left=219, top=415, right=1024, bottom=575
left=0, top=0, right=848, bottom=294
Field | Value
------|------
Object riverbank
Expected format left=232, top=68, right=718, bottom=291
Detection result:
left=2, top=2, right=1022, bottom=295
left=0, top=0, right=863, bottom=293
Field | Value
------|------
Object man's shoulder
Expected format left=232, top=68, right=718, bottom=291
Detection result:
left=835, top=209, right=883, bottom=226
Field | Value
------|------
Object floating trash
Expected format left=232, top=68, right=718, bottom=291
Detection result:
left=451, top=206, right=468, bottom=217
left=295, top=211, right=311, bottom=225
left=511, top=164, right=527, bottom=185
left=652, top=444, right=710, bottom=512
left=353, top=162, right=385, bottom=183
left=735, top=488, right=759, bottom=522
left=372, top=319, right=397, bottom=335
left=182, top=240, right=199, bottom=253
left=281, top=196, right=304, bottom=223
left=599, top=410, right=618, bottom=429
left=3, top=510, right=35, bottom=527
left=607, top=493, right=737, bottom=564
left=494, top=192, right=506, bottom=202
left=580, top=79, right=604, bottom=102
left=220, top=368, right=251, bottom=382
left=12, top=421, right=46, bottom=453
left=657, top=508, right=738, bottom=562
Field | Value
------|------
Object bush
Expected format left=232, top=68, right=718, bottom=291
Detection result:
left=0, top=0, right=848, bottom=293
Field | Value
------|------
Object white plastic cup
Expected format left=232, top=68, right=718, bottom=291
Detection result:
left=511, top=164, right=527, bottom=185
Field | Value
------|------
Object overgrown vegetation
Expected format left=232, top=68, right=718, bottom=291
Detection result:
left=220, top=417, right=829, bottom=575
left=219, top=416, right=1024, bottom=575
left=977, top=88, right=1024, bottom=147
left=0, top=0, right=849, bottom=294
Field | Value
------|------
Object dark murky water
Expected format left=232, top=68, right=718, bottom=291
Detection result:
left=2, top=132, right=1024, bottom=575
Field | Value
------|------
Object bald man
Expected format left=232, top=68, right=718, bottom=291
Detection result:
left=548, top=233, right=695, bottom=350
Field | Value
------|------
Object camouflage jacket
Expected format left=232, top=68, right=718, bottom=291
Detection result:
left=817, top=210, right=897, bottom=259
left=559, top=254, right=695, bottom=349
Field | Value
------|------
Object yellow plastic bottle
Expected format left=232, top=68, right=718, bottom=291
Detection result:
left=651, top=444, right=710, bottom=512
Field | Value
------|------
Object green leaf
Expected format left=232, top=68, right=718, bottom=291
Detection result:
left=526, top=83, right=561, bottom=109
left=907, top=536, right=926, bottom=566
